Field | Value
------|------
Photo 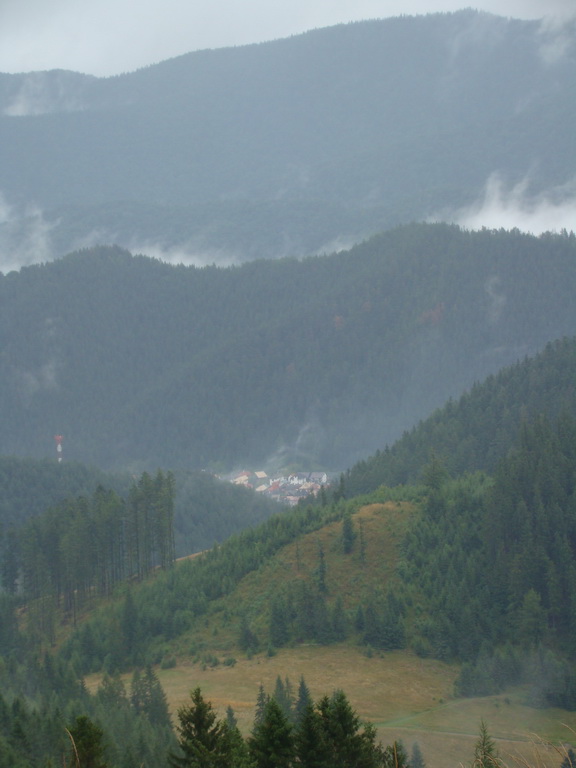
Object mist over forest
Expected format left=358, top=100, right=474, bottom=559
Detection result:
left=1, top=9, right=576, bottom=768
left=0, top=10, right=574, bottom=270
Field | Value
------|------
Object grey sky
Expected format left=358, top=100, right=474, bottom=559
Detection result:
left=0, top=0, right=574, bottom=77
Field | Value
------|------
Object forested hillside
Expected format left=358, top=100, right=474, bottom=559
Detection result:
left=0, top=456, right=280, bottom=575
left=3, top=329, right=576, bottom=764
left=44, top=414, right=576, bottom=710
left=345, top=336, right=576, bottom=495
left=0, top=224, right=574, bottom=471
left=0, top=10, right=574, bottom=264
left=0, top=456, right=128, bottom=530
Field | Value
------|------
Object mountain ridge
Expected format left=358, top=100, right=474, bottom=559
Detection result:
left=1, top=224, right=575, bottom=471
left=1, top=10, right=573, bottom=265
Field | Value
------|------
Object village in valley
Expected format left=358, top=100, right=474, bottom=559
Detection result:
left=227, top=469, right=330, bottom=506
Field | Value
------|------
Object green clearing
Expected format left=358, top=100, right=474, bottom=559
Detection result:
left=149, top=646, right=576, bottom=768
left=86, top=644, right=576, bottom=768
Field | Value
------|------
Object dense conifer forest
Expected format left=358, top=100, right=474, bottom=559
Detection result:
left=0, top=225, right=575, bottom=471
left=1, top=10, right=575, bottom=765
left=2, top=340, right=576, bottom=765
left=345, top=336, right=576, bottom=494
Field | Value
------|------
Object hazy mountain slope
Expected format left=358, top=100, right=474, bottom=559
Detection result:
left=0, top=456, right=279, bottom=559
left=345, top=335, right=576, bottom=495
left=0, top=224, right=574, bottom=471
left=0, top=11, right=574, bottom=264
left=0, top=457, right=127, bottom=530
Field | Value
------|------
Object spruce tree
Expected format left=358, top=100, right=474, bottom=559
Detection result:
left=294, top=701, right=330, bottom=768
left=317, top=690, right=383, bottom=768
left=473, top=720, right=500, bottom=768
left=248, top=698, right=294, bottom=768
left=169, top=687, right=231, bottom=768
left=254, top=684, right=269, bottom=726
left=273, top=675, right=295, bottom=721
left=67, top=715, right=108, bottom=768
left=410, top=741, right=426, bottom=768
left=382, top=740, right=409, bottom=768
left=294, top=675, right=312, bottom=724
left=342, top=512, right=356, bottom=554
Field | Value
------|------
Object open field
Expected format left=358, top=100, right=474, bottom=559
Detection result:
left=82, top=499, right=576, bottom=767
left=88, top=644, right=576, bottom=768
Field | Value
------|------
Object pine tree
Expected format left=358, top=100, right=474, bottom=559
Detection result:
left=294, top=675, right=312, bottom=724
left=410, top=741, right=426, bottom=768
left=169, top=687, right=232, bottom=768
left=254, top=684, right=269, bottom=726
left=67, top=715, right=108, bottom=768
left=270, top=596, right=290, bottom=648
left=382, top=740, right=409, bottom=768
left=317, top=690, right=383, bottom=768
left=341, top=512, right=356, bottom=554
left=294, top=702, right=330, bottom=768
left=143, top=665, right=171, bottom=728
left=332, top=596, right=348, bottom=641
left=473, top=720, right=500, bottom=768
left=249, top=698, right=294, bottom=768
left=239, top=614, right=258, bottom=653
left=315, top=541, right=327, bottom=594
left=273, top=676, right=295, bottom=721
left=225, top=706, right=237, bottom=730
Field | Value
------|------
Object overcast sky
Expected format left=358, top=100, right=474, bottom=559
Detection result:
left=0, top=0, right=574, bottom=77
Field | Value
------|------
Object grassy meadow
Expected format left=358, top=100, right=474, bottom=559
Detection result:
left=83, top=500, right=576, bottom=767
left=87, top=644, right=576, bottom=768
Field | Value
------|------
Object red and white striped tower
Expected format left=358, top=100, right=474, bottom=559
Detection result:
left=54, top=434, right=63, bottom=463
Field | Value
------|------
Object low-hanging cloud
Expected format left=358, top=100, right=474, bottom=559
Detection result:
left=128, top=240, right=243, bottom=268
left=435, top=173, right=576, bottom=234
left=0, top=192, right=56, bottom=272
left=537, top=12, right=576, bottom=65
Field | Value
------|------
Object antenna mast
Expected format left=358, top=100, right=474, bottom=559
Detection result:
left=54, top=434, right=64, bottom=463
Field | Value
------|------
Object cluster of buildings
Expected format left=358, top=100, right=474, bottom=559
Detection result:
left=228, top=469, right=330, bottom=506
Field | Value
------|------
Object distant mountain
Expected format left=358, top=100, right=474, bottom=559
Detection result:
left=0, top=10, right=574, bottom=266
left=0, top=224, right=575, bottom=471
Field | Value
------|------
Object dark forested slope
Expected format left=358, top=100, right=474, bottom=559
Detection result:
left=345, top=335, right=576, bottom=495
left=0, top=10, right=574, bottom=264
left=0, top=224, right=575, bottom=471
left=0, top=459, right=279, bottom=565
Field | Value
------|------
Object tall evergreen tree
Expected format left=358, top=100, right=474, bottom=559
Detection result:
left=294, top=702, right=331, bottom=768
left=317, top=690, right=383, bottom=768
left=342, top=512, right=356, bottom=554
left=382, top=740, right=409, bottom=768
left=410, top=741, right=426, bottom=768
left=248, top=698, right=294, bottom=768
left=473, top=720, right=500, bottom=768
left=273, top=676, right=295, bottom=721
left=294, top=675, right=312, bottom=724
left=67, top=715, right=108, bottom=768
left=254, top=684, right=269, bottom=727
left=169, top=687, right=232, bottom=768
